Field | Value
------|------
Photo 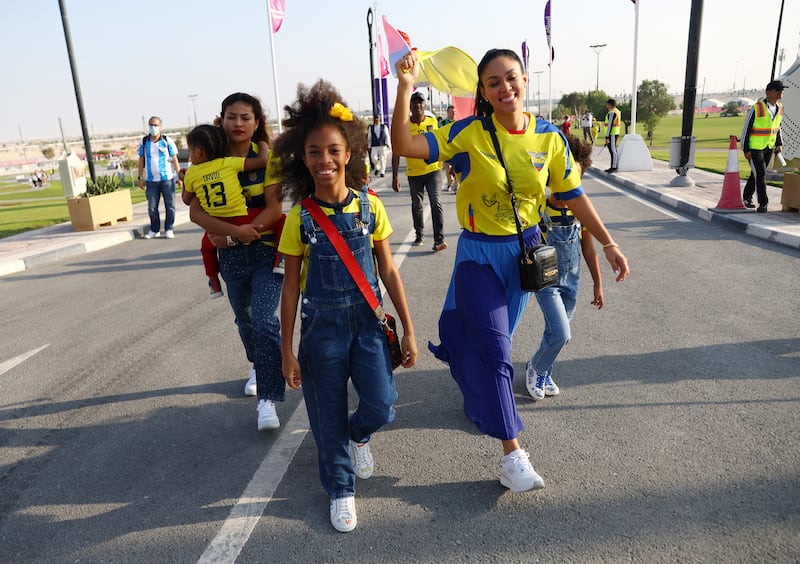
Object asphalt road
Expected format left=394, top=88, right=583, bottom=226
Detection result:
left=1, top=173, right=798, bottom=563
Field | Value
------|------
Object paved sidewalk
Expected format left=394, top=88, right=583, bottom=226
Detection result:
left=1, top=154, right=798, bottom=277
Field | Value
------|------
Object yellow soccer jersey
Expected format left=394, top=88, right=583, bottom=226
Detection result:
left=405, top=116, right=442, bottom=177
left=278, top=189, right=393, bottom=291
left=238, top=143, right=282, bottom=246
left=425, top=114, right=583, bottom=236
left=184, top=157, right=247, bottom=217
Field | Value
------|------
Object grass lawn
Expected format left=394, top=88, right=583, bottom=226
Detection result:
left=0, top=176, right=147, bottom=239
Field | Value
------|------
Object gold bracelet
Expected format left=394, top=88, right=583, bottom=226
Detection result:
left=603, top=242, right=620, bottom=249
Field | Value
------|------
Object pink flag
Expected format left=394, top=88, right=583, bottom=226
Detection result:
left=544, top=0, right=554, bottom=65
left=269, top=0, right=285, bottom=33
left=382, top=16, right=412, bottom=77
left=377, top=26, right=390, bottom=78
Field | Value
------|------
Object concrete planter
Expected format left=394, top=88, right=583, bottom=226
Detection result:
left=67, top=190, right=133, bottom=231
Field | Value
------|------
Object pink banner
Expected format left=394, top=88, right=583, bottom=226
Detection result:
left=382, top=16, right=412, bottom=77
left=452, top=96, right=474, bottom=120
left=377, top=26, right=389, bottom=78
left=270, top=0, right=285, bottom=33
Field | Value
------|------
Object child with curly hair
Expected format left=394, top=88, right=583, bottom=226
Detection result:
left=525, top=135, right=604, bottom=401
left=275, top=80, right=418, bottom=533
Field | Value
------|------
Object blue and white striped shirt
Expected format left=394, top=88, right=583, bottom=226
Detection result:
left=139, top=136, right=178, bottom=182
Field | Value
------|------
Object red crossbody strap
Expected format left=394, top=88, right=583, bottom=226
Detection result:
left=301, top=197, right=384, bottom=320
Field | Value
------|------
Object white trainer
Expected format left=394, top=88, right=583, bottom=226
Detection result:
left=500, top=449, right=545, bottom=492
left=257, top=399, right=280, bottom=431
left=330, top=496, right=357, bottom=533
left=165, top=229, right=175, bottom=239
left=143, top=230, right=159, bottom=239
left=349, top=440, right=374, bottom=479
left=244, top=368, right=257, bottom=396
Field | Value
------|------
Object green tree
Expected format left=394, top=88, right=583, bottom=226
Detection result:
left=636, top=79, right=675, bottom=138
left=585, top=90, right=611, bottom=123
left=41, top=146, right=56, bottom=160
left=559, top=92, right=587, bottom=116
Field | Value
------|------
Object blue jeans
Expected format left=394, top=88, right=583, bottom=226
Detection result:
left=530, top=222, right=582, bottom=376
left=218, top=242, right=284, bottom=402
left=298, top=191, right=396, bottom=499
left=145, top=179, right=176, bottom=232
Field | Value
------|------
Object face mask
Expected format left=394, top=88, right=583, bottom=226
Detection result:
left=148, top=125, right=159, bottom=136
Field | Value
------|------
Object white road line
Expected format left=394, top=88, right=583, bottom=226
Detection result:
left=0, top=344, right=49, bottom=377
left=589, top=175, right=691, bottom=222
left=197, top=400, right=309, bottom=564
left=198, top=220, right=419, bottom=562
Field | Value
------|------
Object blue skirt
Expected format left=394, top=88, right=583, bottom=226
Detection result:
left=429, top=226, right=542, bottom=440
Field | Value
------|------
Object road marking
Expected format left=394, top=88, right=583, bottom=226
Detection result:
left=197, top=400, right=310, bottom=564
left=0, top=344, right=49, bottom=377
left=198, top=232, right=417, bottom=562
left=589, top=175, right=691, bottom=222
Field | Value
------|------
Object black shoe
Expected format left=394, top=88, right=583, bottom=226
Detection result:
left=756, top=205, right=767, bottom=213
left=743, top=199, right=755, bottom=208
left=380, top=173, right=385, bottom=177
left=412, top=236, right=424, bottom=246
left=605, top=167, right=618, bottom=173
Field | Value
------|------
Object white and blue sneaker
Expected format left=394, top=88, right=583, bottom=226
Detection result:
left=525, top=361, right=546, bottom=401
left=544, top=373, right=560, bottom=396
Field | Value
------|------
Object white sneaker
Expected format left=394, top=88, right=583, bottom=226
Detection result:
left=143, top=230, right=159, bottom=239
left=329, top=496, right=357, bottom=533
left=525, top=361, right=546, bottom=401
left=165, top=229, right=175, bottom=239
left=349, top=440, right=374, bottom=479
left=500, top=449, right=545, bottom=492
left=544, top=374, right=560, bottom=396
left=244, top=368, right=257, bottom=396
left=257, top=399, right=280, bottom=430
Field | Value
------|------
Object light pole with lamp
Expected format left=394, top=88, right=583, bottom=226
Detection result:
left=187, top=94, right=198, bottom=126
left=589, top=44, right=607, bottom=91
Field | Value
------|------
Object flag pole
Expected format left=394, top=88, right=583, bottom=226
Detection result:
left=266, top=1, right=283, bottom=134
left=630, top=0, right=640, bottom=135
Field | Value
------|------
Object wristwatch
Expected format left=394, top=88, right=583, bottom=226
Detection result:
left=226, top=236, right=238, bottom=247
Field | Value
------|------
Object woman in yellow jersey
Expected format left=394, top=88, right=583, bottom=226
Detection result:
left=391, top=48, right=629, bottom=493
left=188, top=93, right=286, bottom=433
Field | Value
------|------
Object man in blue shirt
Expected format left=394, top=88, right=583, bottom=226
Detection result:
left=138, top=116, right=181, bottom=239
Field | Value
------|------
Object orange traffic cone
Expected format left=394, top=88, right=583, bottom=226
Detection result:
left=710, top=135, right=747, bottom=212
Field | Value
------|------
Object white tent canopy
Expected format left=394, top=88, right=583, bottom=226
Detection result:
left=779, top=57, right=800, bottom=160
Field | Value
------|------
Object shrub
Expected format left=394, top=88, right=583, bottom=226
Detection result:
left=83, top=174, right=121, bottom=197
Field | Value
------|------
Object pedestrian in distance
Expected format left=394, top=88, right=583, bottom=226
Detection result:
left=180, top=124, right=269, bottom=298
left=276, top=80, right=418, bottom=533
left=560, top=114, right=571, bottom=136
left=391, top=47, right=629, bottom=494
left=526, top=135, right=603, bottom=401
left=441, top=105, right=459, bottom=192
left=366, top=114, right=390, bottom=177
left=741, top=80, right=786, bottom=213
left=188, top=93, right=286, bottom=431
left=138, top=116, right=181, bottom=239
left=603, top=99, right=622, bottom=173
left=391, top=90, right=447, bottom=252
left=581, top=109, right=594, bottom=144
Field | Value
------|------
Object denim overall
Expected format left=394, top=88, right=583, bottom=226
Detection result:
left=299, top=190, right=397, bottom=499
left=530, top=203, right=582, bottom=377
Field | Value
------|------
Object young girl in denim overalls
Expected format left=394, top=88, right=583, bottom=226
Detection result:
left=276, top=81, right=418, bottom=533
left=526, top=136, right=604, bottom=400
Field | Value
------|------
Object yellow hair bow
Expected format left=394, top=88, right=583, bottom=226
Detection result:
left=329, top=102, right=353, bottom=122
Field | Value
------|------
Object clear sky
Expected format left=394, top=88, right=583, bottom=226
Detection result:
left=2, top=0, right=798, bottom=143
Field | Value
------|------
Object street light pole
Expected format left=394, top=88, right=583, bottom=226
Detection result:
left=532, top=71, right=544, bottom=115
left=590, top=44, right=607, bottom=91
left=188, top=94, right=198, bottom=126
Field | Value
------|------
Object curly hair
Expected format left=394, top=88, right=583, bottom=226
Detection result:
left=273, top=80, right=367, bottom=204
left=186, top=124, right=227, bottom=161
left=565, top=134, right=593, bottom=176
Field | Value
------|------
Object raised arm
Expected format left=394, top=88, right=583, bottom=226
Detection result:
left=390, top=52, right=431, bottom=161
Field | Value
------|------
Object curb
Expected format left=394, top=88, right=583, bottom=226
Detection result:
left=591, top=166, right=800, bottom=251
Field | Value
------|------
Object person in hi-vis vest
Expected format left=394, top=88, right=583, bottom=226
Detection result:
left=740, top=80, right=785, bottom=213
left=603, top=99, right=622, bottom=173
